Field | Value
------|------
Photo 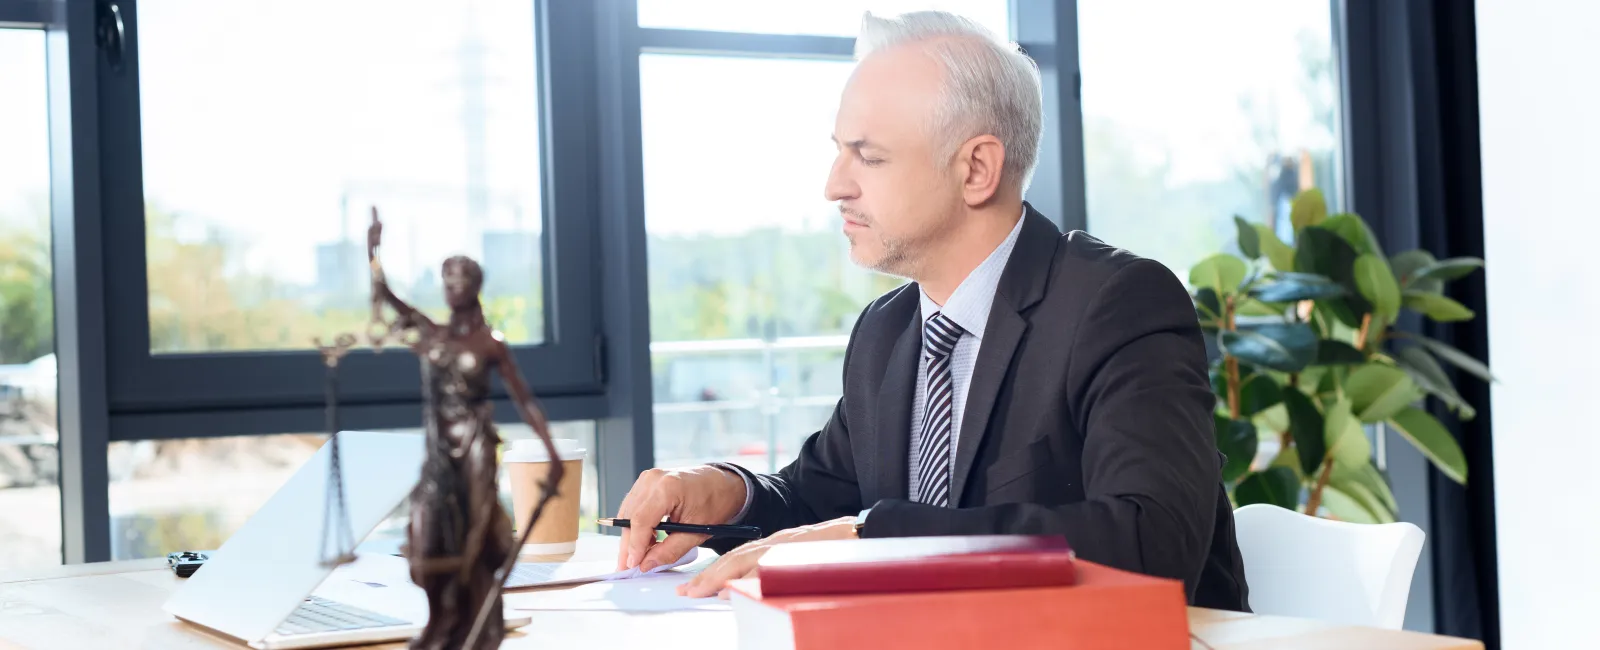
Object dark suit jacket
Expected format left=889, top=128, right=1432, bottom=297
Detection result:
left=707, top=204, right=1250, bottom=611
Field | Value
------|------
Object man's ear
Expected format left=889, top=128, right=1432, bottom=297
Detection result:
left=958, top=135, right=1006, bottom=206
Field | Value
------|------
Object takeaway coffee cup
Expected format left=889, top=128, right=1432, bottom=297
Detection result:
left=504, top=438, right=586, bottom=554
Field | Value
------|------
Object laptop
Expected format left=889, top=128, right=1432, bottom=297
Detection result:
left=163, top=430, right=532, bottom=650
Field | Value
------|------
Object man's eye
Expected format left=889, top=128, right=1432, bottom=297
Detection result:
left=860, top=156, right=885, bottom=167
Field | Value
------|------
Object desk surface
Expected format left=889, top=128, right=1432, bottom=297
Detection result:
left=0, top=537, right=1482, bottom=650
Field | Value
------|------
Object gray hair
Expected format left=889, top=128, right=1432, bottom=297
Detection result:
left=855, top=11, right=1044, bottom=192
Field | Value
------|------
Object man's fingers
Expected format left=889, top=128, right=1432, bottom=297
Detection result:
left=638, top=532, right=707, bottom=574
left=716, top=566, right=760, bottom=600
left=681, top=547, right=757, bottom=598
left=623, top=485, right=672, bottom=570
left=613, top=488, right=642, bottom=570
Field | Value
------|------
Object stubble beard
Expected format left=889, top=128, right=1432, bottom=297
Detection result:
left=843, top=209, right=917, bottom=279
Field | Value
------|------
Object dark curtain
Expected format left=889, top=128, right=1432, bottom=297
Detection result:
left=1344, top=1, right=1498, bottom=646
left=1418, top=1, right=1497, bottom=646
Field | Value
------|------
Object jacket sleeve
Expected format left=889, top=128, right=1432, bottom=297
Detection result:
left=701, top=309, right=870, bottom=555
left=859, top=259, right=1220, bottom=599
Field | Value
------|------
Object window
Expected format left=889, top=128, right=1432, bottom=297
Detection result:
left=106, top=422, right=597, bottom=560
left=637, top=0, right=1009, bottom=38
left=0, top=26, right=58, bottom=571
left=95, top=0, right=599, bottom=423
left=136, top=0, right=545, bottom=354
left=1077, top=0, right=1343, bottom=279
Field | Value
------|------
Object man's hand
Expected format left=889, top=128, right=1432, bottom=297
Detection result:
left=614, top=465, right=748, bottom=573
left=677, top=516, right=857, bottom=599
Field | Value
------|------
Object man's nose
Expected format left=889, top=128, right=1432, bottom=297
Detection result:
left=824, top=155, right=858, bottom=202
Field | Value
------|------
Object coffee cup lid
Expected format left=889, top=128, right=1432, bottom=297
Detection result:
left=503, top=438, right=587, bottom=463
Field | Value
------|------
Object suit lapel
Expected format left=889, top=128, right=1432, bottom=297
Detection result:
left=950, top=310, right=1025, bottom=504
left=949, top=205, right=1060, bottom=505
left=873, top=310, right=920, bottom=502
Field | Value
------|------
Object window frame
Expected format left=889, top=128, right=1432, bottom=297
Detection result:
left=88, top=0, right=603, bottom=432
left=0, top=0, right=46, bottom=26
left=45, top=0, right=611, bottom=562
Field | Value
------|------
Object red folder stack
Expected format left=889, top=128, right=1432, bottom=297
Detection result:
left=728, top=535, right=1189, bottom=650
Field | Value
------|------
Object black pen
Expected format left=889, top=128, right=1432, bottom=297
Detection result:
left=597, top=518, right=763, bottom=540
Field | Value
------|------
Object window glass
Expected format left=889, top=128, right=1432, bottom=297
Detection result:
left=639, top=54, right=908, bottom=469
left=106, top=422, right=597, bottom=560
left=1079, top=0, right=1343, bottom=279
left=137, top=0, right=546, bottom=353
left=0, top=27, right=58, bottom=571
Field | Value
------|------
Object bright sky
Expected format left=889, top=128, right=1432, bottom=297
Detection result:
left=0, top=1, right=1334, bottom=285
left=0, top=29, right=48, bottom=227
left=1079, top=0, right=1336, bottom=185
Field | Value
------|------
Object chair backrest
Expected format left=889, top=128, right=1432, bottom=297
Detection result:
left=1233, top=503, right=1425, bottom=629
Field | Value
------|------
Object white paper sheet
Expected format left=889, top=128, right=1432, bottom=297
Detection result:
left=504, top=547, right=701, bottom=589
left=310, top=553, right=430, bottom=622
left=503, top=572, right=731, bottom=612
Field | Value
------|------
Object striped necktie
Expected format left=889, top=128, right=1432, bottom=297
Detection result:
left=915, top=312, right=964, bottom=506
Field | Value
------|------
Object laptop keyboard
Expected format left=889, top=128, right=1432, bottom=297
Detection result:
left=274, top=595, right=411, bottom=636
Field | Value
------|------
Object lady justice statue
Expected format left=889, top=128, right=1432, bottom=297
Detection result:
left=366, top=207, right=564, bottom=650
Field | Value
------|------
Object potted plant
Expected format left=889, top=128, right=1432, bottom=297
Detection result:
left=1192, top=188, right=1492, bottom=522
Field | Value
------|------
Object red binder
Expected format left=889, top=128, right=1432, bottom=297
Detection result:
left=729, top=559, right=1190, bottom=650
left=754, top=535, right=1077, bottom=597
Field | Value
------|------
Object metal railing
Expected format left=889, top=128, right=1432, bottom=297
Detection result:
left=650, top=335, right=849, bottom=471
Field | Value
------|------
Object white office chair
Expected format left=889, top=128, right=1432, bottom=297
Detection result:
left=1233, top=503, right=1425, bottom=630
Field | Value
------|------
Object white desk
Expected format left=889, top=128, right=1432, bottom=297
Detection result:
left=0, top=536, right=1482, bottom=649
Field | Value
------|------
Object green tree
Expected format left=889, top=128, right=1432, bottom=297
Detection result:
left=0, top=212, right=53, bottom=364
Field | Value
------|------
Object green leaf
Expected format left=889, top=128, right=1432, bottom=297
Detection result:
left=1250, top=272, right=1348, bottom=302
left=1290, top=188, right=1328, bottom=234
left=1355, top=461, right=1399, bottom=513
left=1391, top=250, right=1444, bottom=294
left=1313, top=339, right=1367, bottom=365
left=1239, top=374, right=1284, bottom=417
left=1190, top=253, right=1249, bottom=298
left=1214, top=414, right=1258, bottom=483
left=1194, top=287, right=1222, bottom=324
left=1297, top=366, right=1326, bottom=393
left=1410, top=334, right=1497, bottom=383
left=1393, top=346, right=1476, bottom=420
left=1390, top=250, right=1436, bottom=283
left=1256, top=224, right=1296, bottom=273
left=1324, top=396, right=1371, bottom=468
left=1219, top=323, right=1318, bottom=373
left=1268, top=436, right=1302, bottom=479
left=1294, top=227, right=1371, bottom=327
left=1410, top=257, right=1485, bottom=283
left=1328, top=457, right=1397, bottom=522
left=1235, top=467, right=1301, bottom=510
left=1314, top=367, right=1339, bottom=399
left=1281, top=390, right=1326, bottom=477
left=1235, top=216, right=1261, bottom=260
left=1319, top=484, right=1381, bottom=523
left=1236, top=297, right=1287, bottom=317
left=1403, top=291, right=1475, bottom=322
left=1253, top=403, right=1289, bottom=437
left=1345, top=363, right=1423, bottom=422
left=1323, top=213, right=1384, bottom=258
left=1389, top=407, right=1468, bottom=484
left=1328, top=472, right=1396, bottom=523
left=1209, top=365, right=1227, bottom=400
left=1354, top=254, right=1402, bottom=325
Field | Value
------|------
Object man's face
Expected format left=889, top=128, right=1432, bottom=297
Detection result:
left=826, top=43, right=964, bottom=277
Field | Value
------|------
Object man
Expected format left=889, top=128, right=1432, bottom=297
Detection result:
left=615, top=10, right=1250, bottom=611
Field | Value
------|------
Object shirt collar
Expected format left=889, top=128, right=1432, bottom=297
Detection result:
left=918, top=208, right=1027, bottom=341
